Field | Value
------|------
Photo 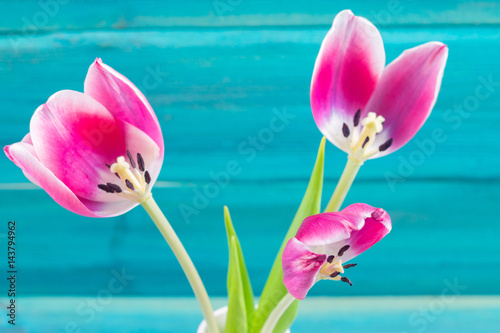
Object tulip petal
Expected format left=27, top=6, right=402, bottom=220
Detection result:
left=30, top=90, right=161, bottom=203
left=84, top=58, right=164, bottom=156
left=339, top=209, right=392, bottom=263
left=311, top=10, right=385, bottom=152
left=4, top=141, right=106, bottom=217
left=282, top=237, right=327, bottom=300
left=364, top=42, right=448, bottom=157
left=295, top=212, right=363, bottom=247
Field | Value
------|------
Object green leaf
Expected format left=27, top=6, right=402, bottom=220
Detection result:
left=251, top=137, right=326, bottom=333
left=225, top=206, right=255, bottom=332
left=226, top=236, right=248, bottom=332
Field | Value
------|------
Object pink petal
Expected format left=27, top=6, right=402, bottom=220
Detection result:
left=84, top=58, right=164, bottom=157
left=30, top=90, right=161, bottom=203
left=282, top=237, right=327, bottom=300
left=339, top=206, right=392, bottom=263
left=4, top=141, right=106, bottom=217
left=295, top=212, right=362, bottom=247
left=364, top=42, right=448, bottom=157
left=311, top=10, right=385, bottom=152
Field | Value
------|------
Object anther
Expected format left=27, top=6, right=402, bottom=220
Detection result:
left=98, top=184, right=115, bottom=193
left=330, top=271, right=340, bottom=278
left=379, top=138, right=393, bottom=152
left=340, top=276, right=353, bottom=286
left=338, top=245, right=350, bottom=257
left=362, top=137, right=369, bottom=148
left=144, top=171, right=151, bottom=184
left=353, top=109, right=361, bottom=127
left=137, top=153, right=145, bottom=172
left=127, top=150, right=136, bottom=169
left=125, top=179, right=135, bottom=191
left=327, top=255, right=335, bottom=263
left=106, top=183, right=122, bottom=193
left=343, top=263, right=357, bottom=269
left=342, top=123, right=350, bottom=138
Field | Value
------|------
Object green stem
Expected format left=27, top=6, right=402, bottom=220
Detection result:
left=261, top=293, right=296, bottom=333
left=324, top=156, right=363, bottom=212
left=141, top=196, right=219, bottom=333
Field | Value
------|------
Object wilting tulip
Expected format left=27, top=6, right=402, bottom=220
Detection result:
left=282, top=203, right=391, bottom=300
left=4, top=59, right=164, bottom=217
left=311, top=10, right=448, bottom=162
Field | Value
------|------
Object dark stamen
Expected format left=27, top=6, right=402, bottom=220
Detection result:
left=341, top=276, right=353, bottom=286
left=125, top=179, right=135, bottom=191
left=330, top=271, right=340, bottom=278
left=137, top=153, right=145, bottom=172
left=106, top=164, right=111, bottom=168
left=98, top=184, right=115, bottom=193
left=338, top=245, right=350, bottom=257
left=106, top=183, right=122, bottom=193
left=353, top=109, right=361, bottom=126
left=342, top=123, right=350, bottom=138
left=327, top=255, right=335, bottom=263
left=362, top=137, right=369, bottom=148
left=127, top=150, right=137, bottom=169
left=343, top=263, right=357, bottom=269
left=379, top=138, right=393, bottom=152
left=144, top=171, right=151, bottom=184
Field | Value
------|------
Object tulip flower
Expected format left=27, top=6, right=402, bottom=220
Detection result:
left=282, top=203, right=391, bottom=300
left=4, top=59, right=220, bottom=332
left=261, top=203, right=391, bottom=332
left=4, top=58, right=164, bottom=217
left=310, top=10, right=448, bottom=212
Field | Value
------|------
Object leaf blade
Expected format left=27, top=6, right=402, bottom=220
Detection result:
left=252, top=137, right=326, bottom=333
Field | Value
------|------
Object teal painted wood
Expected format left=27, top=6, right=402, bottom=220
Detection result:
left=0, top=179, right=498, bottom=296
left=0, top=0, right=499, bottom=308
left=1, top=0, right=500, bottom=33
left=3, top=296, right=500, bottom=332
left=1, top=27, right=499, bottom=182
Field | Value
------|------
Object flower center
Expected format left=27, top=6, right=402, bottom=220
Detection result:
left=97, top=151, right=152, bottom=202
left=342, top=110, right=393, bottom=161
left=318, top=244, right=357, bottom=286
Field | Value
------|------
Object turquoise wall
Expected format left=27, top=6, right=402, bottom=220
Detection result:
left=0, top=1, right=499, bottom=332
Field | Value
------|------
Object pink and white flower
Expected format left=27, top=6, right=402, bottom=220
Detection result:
left=4, top=59, right=164, bottom=217
left=311, top=10, right=448, bottom=161
left=282, top=203, right=391, bottom=300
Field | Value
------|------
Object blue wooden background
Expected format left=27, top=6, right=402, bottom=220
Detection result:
left=1, top=0, right=500, bottom=332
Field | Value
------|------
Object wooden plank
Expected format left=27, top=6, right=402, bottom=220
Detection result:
left=1, top=178, right=498, bottom=296
left=1, top=27, right=499, bottom=183
left=1, top=0, right=500, bottom=33
left=4, top=296, right=500, bottom=332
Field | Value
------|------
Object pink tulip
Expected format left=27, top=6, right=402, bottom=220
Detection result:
left=311, top=10, right=448, bottom=161
left=282, top=203, right=391, bottom=300
left=4, top=59, right=164, bottom=217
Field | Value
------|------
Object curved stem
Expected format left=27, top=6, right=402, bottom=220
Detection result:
left=261, top=293, right=296, bottom=333
left=141, top=196, right=219, bottom=333
left=324, top=156, right=363, bottom=212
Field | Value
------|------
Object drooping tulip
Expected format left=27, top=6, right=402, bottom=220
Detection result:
left=282, top=203, right=391, bottom=300
left=311, top=10, right=448, bottom=162
left=4, top=59, right=164, bottom=217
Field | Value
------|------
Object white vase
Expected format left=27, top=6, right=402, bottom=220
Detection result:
left=197, top=306, right=291, bottom=333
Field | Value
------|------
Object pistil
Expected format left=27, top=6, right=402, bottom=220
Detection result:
left=98, top=151, right=152, bottom=202
left=318, top=244, right=356, bottom=286
left=342, top=110, right=393, bottom=161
